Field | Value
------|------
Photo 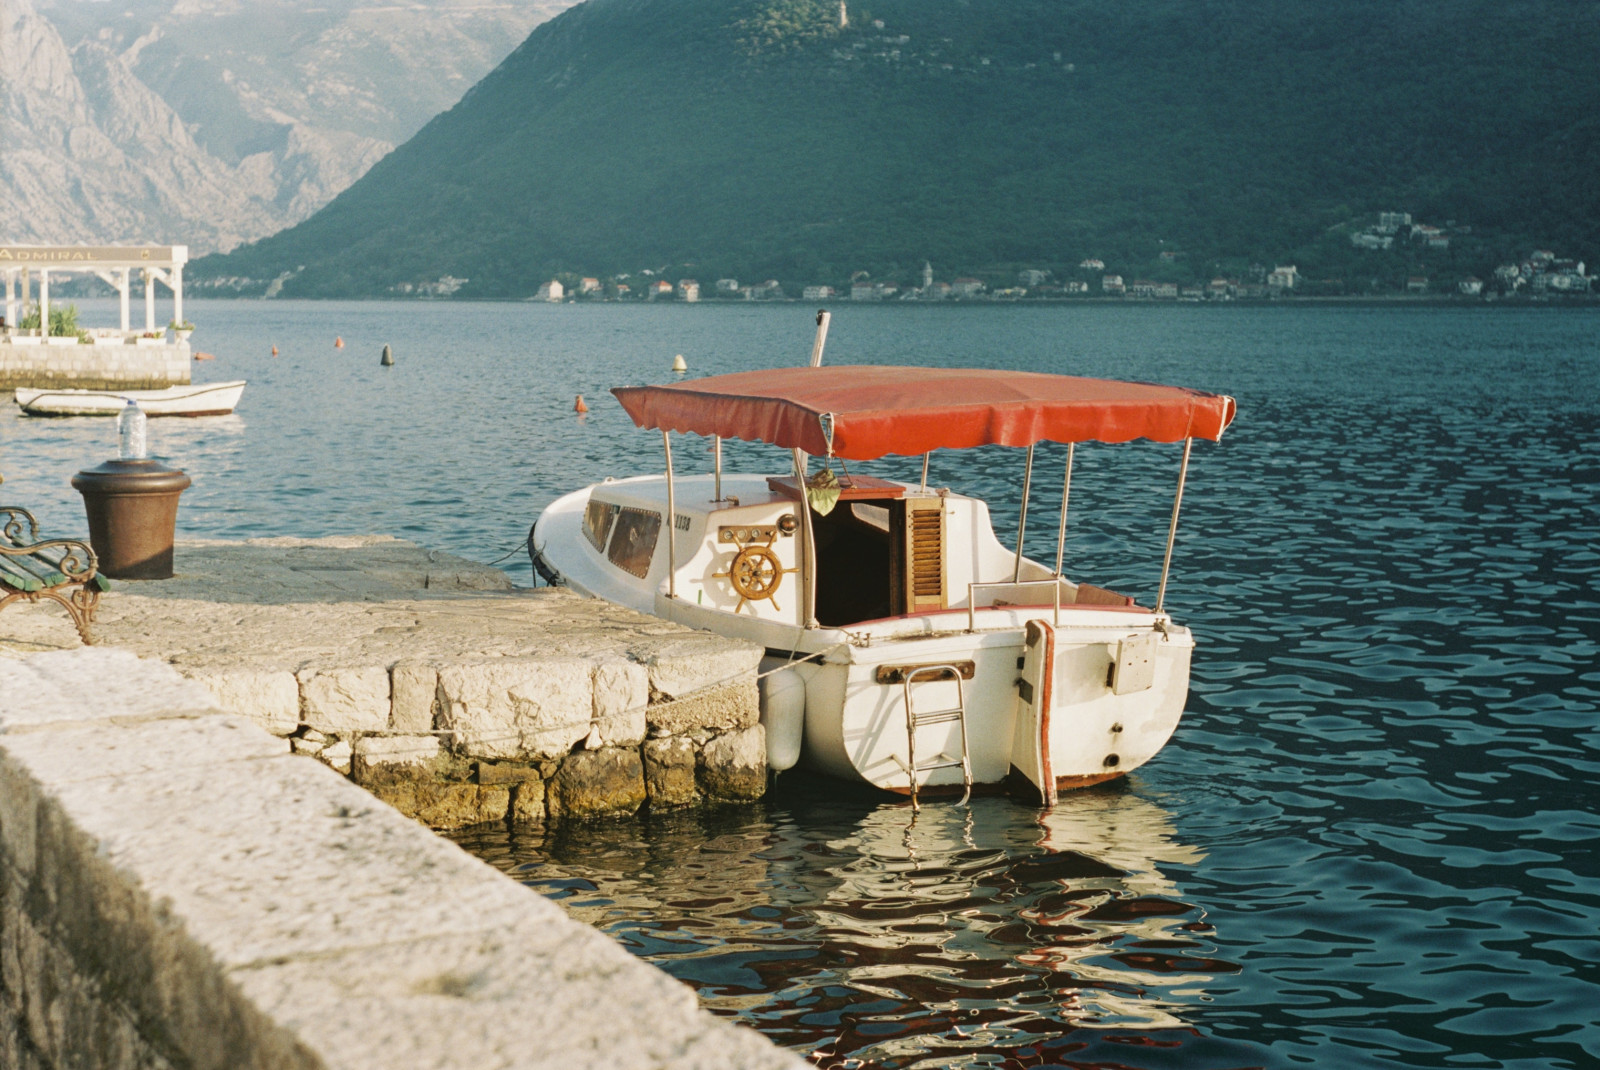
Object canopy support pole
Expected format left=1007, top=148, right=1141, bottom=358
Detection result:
left=1013, top=443, right=1035, bottom=583
left=1155, top=438, right=1193, bottom=617
left=712, top=435, right=723, bottom=502
left=663, top=430, right=677, bottom=600
left=1053, top=443, right=1074, bottom=578
left=792, top=448, right=819, bottom=628
left=809, top=310, right=830, bottom=367
left=920, top=452, right=930, bottom=491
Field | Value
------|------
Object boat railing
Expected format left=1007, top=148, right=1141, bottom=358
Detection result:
left=966, top=580, right=1066, bottom=632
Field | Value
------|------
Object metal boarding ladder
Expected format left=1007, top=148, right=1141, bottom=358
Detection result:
left=899, top=664, right=973, bottom=811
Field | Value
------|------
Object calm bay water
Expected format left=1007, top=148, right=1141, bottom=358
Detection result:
left=4, top=300, right=1598, bottom=1068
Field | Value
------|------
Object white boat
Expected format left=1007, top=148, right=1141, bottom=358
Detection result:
left=531, top=330, right=1235, bottom=805
left=14, top=380, right=246, bottom=417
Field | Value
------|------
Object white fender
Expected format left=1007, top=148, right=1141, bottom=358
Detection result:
left=759, top=664, right=807, bottom=771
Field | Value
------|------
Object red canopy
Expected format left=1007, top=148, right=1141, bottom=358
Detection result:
left=612, top=366, right=1236, bottom=460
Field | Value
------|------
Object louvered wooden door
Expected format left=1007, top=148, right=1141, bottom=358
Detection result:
left=900, top=496, right=946, bottom=613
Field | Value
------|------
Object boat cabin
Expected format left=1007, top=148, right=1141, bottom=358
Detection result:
left=562, top=469, right=1129, bottom=632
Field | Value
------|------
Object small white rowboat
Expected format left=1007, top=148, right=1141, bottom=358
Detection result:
left=14, top=381, right=246, bottom=417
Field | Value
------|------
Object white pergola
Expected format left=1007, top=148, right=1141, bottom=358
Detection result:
left=1, top=245, right=188, bottom=338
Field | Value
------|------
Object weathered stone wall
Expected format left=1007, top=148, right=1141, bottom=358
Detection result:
left=288, top=636, right=769, bottom=828
left=0, top=341, right=190, bottom=388
left=0, top=648, right=806, bottom=1070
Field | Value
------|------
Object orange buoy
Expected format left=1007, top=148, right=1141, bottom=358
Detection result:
left=193, top=351, right=215, bottom=361
left=270, top=345, right=278, bottom=357
left=334, top=336, right=345, bottom=349
left=574, top=394, right=589, bottom=414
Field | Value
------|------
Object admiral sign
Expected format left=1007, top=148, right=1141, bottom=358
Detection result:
left=0, top=246, right=187, bottom=267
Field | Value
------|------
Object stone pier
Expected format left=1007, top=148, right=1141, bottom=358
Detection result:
left=0, top=648, right=804, bottom=1070
left=0, top=536, right=769, bottom=828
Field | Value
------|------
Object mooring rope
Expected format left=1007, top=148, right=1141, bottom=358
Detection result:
left=482, top=536, right=531, bottom=566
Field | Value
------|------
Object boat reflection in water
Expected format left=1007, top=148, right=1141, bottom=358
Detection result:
left=455, top=782, right=1239, bottom=1068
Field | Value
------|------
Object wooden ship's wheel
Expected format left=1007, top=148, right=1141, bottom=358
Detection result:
left=713, top=529, right=796, bottom=613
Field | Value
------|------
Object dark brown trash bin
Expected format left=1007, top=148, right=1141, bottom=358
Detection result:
left=71, top=459, right=192, bottom=579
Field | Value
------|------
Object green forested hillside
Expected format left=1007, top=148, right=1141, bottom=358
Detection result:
left=195, top=0, right=1600, bottom=297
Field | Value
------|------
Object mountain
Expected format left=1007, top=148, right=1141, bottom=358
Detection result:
left=197, top=0, right=1600, bottom=296
left=2, top=0, right=574, bottom=254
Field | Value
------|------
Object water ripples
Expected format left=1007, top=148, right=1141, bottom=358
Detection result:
left=4, top=300, right=1595, bottom=1067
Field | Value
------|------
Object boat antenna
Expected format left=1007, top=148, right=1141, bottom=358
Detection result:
left=808, top=309, right=830, bottom=367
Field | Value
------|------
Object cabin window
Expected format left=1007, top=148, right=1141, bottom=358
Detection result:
left=584, top=500, right=619, bottom=551
left=607, top=507, right=661, bottom=579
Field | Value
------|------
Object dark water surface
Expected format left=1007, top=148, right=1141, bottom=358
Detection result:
left=5, top=302, right=1597, bottom=1067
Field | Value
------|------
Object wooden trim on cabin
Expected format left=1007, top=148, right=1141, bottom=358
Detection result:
left=766, top=473, right=909, bottom=501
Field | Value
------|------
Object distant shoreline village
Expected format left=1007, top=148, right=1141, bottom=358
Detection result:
left=195, top=208, right=1593, bottom=306
left=507, top=213, right=1592, bottom=304
left=405, top=251, right=1595, bottom=305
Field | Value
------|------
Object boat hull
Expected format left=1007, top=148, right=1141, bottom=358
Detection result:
left=766, top=622, right=1191, bottom=794
left=14, top=381, right=246, bottom=417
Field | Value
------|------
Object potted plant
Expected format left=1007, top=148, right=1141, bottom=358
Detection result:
left=17, top=305, right=90, bottom=345
left=136, top=331, right=166, bottom=348
left=14, top=308, right=43, bottom=344
left=170, top=319, right=195, bottom=343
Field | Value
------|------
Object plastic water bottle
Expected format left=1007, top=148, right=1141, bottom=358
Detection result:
left=118, top=399, right=147, bottom=460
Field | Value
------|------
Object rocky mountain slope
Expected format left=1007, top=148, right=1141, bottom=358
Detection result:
left=197, top=0, right=1600, bottom=297
left=1, top=0, right=573, bottom=253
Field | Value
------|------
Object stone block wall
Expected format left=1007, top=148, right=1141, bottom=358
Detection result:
left=0, top=648, right=805, bottom=1070
left=188, top=637, right=769, bottom=829
left=0, top=341, right=190, bottom=389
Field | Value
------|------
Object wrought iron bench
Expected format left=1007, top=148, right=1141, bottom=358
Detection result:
left=0, top=506, right=107, bottom=644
